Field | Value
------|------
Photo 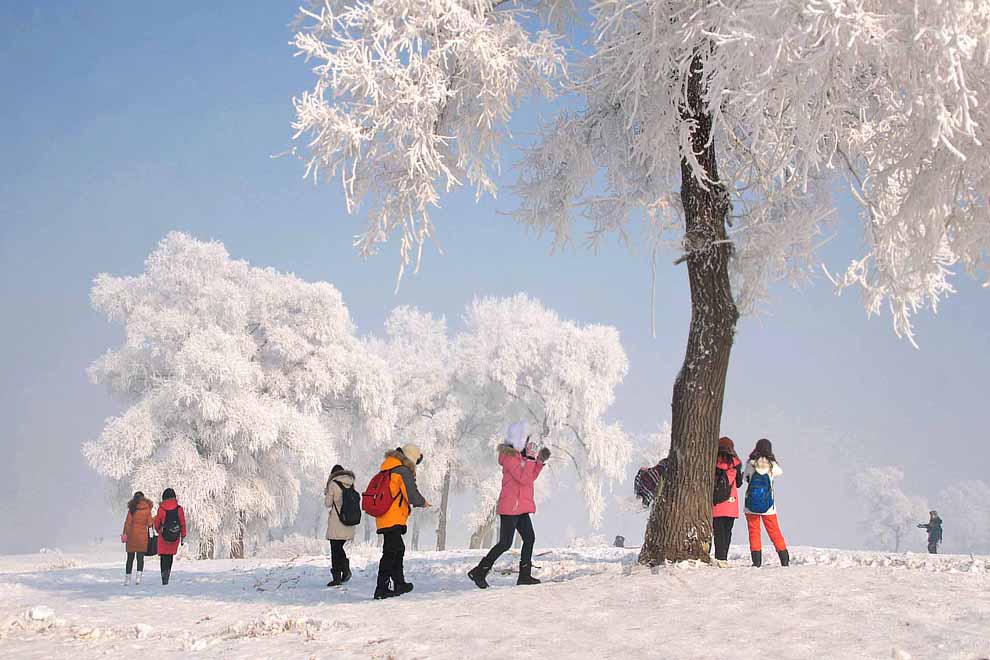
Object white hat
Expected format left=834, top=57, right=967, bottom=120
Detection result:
left=506, top=421, right=528, bottom=452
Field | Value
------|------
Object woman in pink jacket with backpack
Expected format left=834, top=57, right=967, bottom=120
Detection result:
left=468, top=421, right=550, bottom=589
left=712, top=437, right=744, bottom=565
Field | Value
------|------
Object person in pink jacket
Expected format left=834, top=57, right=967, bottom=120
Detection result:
left=712, top=437, right=744, bottom=565
left=468, top=421, right=550, bottom=589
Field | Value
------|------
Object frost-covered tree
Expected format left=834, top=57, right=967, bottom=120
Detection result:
left=853, top=466, right=928, bottom=552
left=289, top=1, right=990, bottom=564
left=84, top=233, right=394, bottom=558
left=936, top=480, right=990, bottom=554
left=458, top=294, right=632, bottom=531
left=366, top=306, right=502, bottom=550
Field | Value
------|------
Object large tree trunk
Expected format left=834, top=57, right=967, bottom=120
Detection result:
left=436, top=466, right=453, bottom=551
left=639, top=49, right=739, bottom=566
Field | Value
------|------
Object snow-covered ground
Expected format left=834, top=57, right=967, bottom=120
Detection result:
left=1, top=543, right=988, bottom=659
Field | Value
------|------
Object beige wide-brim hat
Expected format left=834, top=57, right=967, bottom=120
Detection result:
left=401, top=443, right=423, bottom=464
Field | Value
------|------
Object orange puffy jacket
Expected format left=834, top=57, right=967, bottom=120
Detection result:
left=374, top=451, right=426, bottom=532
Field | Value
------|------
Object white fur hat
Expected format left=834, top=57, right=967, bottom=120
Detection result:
left=506, top=421, right=528, bottom=452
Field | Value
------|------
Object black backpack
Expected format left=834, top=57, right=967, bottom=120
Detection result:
left=335, top=481, right=363, bottom=527
left=162, top=507, right=182, bottom=543
left=713, top=467, right=732, bottom=505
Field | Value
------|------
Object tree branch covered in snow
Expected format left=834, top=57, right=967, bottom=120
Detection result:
left=291, top=0, right=569, bottom=283
left=516, top=0, right=990, bottom=341
left=292, top=1, right=990, bottom=341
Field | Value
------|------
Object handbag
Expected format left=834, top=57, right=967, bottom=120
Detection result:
left=145, top=528, right=158, bottom=557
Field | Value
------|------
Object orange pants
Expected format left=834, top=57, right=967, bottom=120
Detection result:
left=746, top=513, right=787, bottom=552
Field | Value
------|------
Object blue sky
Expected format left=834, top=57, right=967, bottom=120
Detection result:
left=1, top=1, right=987, bottom=554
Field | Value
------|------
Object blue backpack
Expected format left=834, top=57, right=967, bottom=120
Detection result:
left=745, top=471, right=774, bottom=514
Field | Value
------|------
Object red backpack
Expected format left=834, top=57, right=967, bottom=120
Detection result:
left=362, top=469, right=395, bottom=517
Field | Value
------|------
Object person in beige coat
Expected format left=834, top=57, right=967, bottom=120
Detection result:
left=325, top=464, right=357, bottom=587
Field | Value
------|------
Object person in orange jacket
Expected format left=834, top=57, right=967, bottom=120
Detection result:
left=373, top=444, right=430, bottom=600
left=121, top=491, right=154, bottom=585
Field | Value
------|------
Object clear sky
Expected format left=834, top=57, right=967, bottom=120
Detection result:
left=1, top=1, right=987, bottom=555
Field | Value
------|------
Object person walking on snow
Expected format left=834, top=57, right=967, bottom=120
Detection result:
left=121, top=491, right=154, bottom=585
left=712, top=437, right=744, bottom=565
left=744, top=439, right=789, bottom=567
left=468, top=421, right=551, bottom=589
left=325, top=464, right=357, bottom=587
left=918, top=510, right=943, bottom=554
left=372, top=444, right=430, bottom=600
left=153, top=488, right=187, bottom=585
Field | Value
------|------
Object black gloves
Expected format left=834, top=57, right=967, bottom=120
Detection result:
left=538, top=447, right=551, bottom=462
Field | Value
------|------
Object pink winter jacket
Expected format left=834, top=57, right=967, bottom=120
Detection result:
left=495, top=445, right=545, bottom=516
left=712, top=455, right=743, bottom=519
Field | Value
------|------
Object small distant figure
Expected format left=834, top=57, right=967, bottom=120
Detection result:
left=121, top=491, right=154, bottom=586
left=613, top=535, right=625, bottom=548
left=154, top=488, right=187, bottom=585
left=918, top=510, right=943, bottom=554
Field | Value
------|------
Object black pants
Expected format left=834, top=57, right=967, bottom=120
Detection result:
left=377, top=529, right=406, bottom=589
left=160, top=554, right=174, bottom=583
left=928, top=542, right=938, bottom=554
left=125, top=552, right=145, bottom=574
left=329, top=539, right=348, bottom=572
left=713, top=517, right=735, bottom=561
left=482, top=514, right=535, bottom=567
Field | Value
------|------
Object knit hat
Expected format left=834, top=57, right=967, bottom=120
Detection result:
left=506, top=421, right=529, bottom=452
left=718, top=437, right=736, bottom=454
left=401, top=443, right=423, bottom=465
left=330, top=464, right=344, bottom=475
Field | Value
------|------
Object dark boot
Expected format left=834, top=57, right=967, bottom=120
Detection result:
left=777, top=549, right=790, bottom=567
left=373, top=557, right=398, bottom=600
left=516, top=562, right=541, bottom=585
left=341, top=559, right=352, bottom=584
left=392, top=562, right=413, bottom=595
left=373, top=573, right=398, bottom=600
left=751, top=551, right=762, bottom=568
left=468, top=560, right=493, bottom=589
left=327, top=569, right=343, bottom=587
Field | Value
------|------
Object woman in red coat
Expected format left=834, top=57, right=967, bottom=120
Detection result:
left=712, top=437, right=744, bottom=565
left=153, top=488, right=187, bottom=585
left=121, top=491, right=154, bottom=585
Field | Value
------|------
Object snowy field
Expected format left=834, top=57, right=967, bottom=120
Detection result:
left=1, top=544, right=988, bottom=660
